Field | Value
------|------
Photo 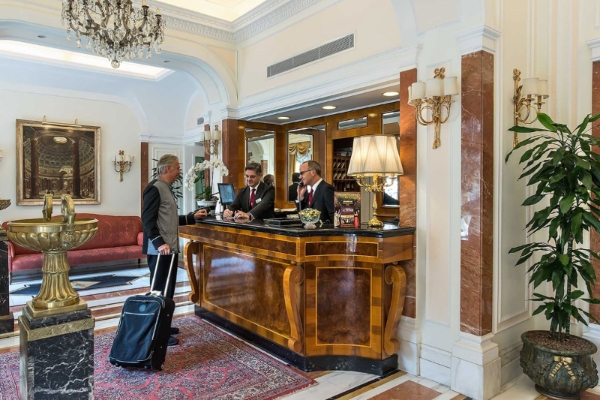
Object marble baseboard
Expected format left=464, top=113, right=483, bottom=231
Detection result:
left=398, top=339, right=419, bottom=375
left=451, top=357, right=501, bottom=400
left=420, top=358, right=451, bottom=387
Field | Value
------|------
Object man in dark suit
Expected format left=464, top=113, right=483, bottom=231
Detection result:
left=223, top=162, right=275, bottom=221
left=288, top=172, right=300, bottom=202
left=296, top=160, right=335, bottom=223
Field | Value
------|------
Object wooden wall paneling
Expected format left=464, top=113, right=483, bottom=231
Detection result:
left=221, top=119, right=246, bottom=190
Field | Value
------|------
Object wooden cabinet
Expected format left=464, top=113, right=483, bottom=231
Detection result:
left=332, top=155, right=357, bottom=192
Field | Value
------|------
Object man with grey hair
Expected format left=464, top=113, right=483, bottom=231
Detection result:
left=142, top=154, right=207, bottom=346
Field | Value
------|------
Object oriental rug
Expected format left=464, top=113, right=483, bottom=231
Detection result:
left=0, top=315, right=316, bottom=400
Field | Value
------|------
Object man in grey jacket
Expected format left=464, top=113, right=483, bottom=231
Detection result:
left=142, top=154, right=207, bottom=346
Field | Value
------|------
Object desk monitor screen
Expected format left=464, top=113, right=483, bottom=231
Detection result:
left=218, top=183, right=235, bottom=205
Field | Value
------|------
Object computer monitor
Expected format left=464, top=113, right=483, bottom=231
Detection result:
left=218, top=183, right=235, bottom=206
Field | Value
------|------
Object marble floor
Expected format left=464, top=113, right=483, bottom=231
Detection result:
left=2, top=267, right=600, bottom=400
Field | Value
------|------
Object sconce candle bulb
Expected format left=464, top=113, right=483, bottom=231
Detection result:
left=113, top=150, right=133, bottom=182
left=408, top=67, right=459, bottom=149
left=512, top=69, right=550, bottom=147
left=204, top=125, right=220, bottom=156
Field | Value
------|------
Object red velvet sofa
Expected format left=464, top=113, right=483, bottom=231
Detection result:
left=4, top=213, right=144, bottom=282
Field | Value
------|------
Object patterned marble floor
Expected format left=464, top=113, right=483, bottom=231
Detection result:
left=2, top=269, right=600, bottom=400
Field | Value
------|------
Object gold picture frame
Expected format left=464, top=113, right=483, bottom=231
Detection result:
left=16, top=119, right=101, bottom=205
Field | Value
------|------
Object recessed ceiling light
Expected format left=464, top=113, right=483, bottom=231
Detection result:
left=53, top=137, right=67, bottom=144
left=322, top=105, right=336, bottom=110
left=278, top=116, right=290, bottom=120
left=383, top=91, right=399, bottom=97
left=37, top=35, right=46, bottom=39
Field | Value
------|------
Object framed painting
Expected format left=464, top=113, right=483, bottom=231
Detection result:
left=16, top=119, right=101, bottom=205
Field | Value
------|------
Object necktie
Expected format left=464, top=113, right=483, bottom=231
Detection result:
left=250, top=188, right=256, bottom=209
left=308, top=190, right=313, bottom=206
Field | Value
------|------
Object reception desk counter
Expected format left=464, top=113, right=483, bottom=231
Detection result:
left=179, top=218, right=415, bottom=375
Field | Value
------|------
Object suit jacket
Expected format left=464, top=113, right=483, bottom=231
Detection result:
left=297, top=180, right=335, bottom=223
left=228, top=181, right=275, bottom=219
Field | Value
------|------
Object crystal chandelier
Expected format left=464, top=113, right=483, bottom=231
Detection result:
left=61, top=0, right=165, bottom=69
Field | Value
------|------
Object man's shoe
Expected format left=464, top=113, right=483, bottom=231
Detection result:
left=167, top=336, right=179, bottom=346
left=170, top=327, right=180, bottom=335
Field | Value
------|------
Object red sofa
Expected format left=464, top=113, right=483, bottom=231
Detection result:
left=4, top=213, right=144, bottom=282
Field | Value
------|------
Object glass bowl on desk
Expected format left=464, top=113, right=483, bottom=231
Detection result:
left=298, top=208, right=322, bottom=229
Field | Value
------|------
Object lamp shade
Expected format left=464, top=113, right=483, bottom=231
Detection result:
left=347, top=135, right=404, bottom=177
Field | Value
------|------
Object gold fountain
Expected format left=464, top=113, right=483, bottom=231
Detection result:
left=7, top=194, right=98, bottom=317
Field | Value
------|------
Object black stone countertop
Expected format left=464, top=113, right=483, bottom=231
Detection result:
left=191, top=217, right=415, bottom=238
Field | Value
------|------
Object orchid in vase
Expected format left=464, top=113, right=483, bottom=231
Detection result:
left=184, top=158, right=229, bottom=203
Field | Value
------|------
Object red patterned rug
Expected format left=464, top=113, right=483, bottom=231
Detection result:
left=0, top=315, right=316, bottom=400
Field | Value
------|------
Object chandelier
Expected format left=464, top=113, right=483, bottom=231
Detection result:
left=61, top=0, right=165, bottom=69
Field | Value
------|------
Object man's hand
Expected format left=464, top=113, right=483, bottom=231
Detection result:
left=194, top=209, right=208, bottom=219
left=157, top=244, right=171, bottom=255
left=234, top=211, right=250, bottom=222
left=297, top=185, right=307, bottom=201
left=223, top=209, right=233, bottom=218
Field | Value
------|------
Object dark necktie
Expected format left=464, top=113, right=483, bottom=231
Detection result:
left=250, top=188, right=256, bottom=209
left=308, top=190, right=313, bottom=206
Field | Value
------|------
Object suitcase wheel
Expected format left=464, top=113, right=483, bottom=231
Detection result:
left=160, top=364, right=164, bottom=371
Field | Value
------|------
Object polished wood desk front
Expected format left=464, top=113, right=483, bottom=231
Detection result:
left=179, top=218, right=415, bottom=375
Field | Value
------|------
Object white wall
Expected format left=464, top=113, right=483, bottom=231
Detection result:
left=0, top=89, right=142, bottom=220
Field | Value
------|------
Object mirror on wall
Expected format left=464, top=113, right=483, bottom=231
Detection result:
left=338, top=116, right=367, bottom=130
left=286, top=125, right=322, bottom=202
left=381, top=111, right=400, bottom=207
left=246, top=129, right=275, bottom=181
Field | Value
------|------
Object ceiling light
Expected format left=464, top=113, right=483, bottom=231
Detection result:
left=62, top=0, right=165, bottom=68
left=278, top=116, right=290, bottom=120
left=53, top=137, right=68, bottom=144
left=383, top=91, right=399, bottom=97
left=322, top=105, right=336, bottom=110
left=0, top=40, right=172, bottom=80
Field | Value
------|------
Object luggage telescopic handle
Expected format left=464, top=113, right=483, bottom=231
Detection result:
left=149, top=251, right=178, bottom=296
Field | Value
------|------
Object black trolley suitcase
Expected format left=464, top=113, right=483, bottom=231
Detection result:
left=109, top=252, right=177, bottom=370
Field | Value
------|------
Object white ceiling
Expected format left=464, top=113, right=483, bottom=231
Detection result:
left=156, top=0, right=270, bottom=21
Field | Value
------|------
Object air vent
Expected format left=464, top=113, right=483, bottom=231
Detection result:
left=197, top=117, right=205, bottom=125
left=267, top=34, right=354, bottom=78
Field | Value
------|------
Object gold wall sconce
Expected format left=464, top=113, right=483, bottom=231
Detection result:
left=348, top=135, right=404, bottom=228
left=201, top=125, right=221, bottom=156
left=512, top=69, right=549, bottom=147
left=113, top=150, right=133, bottom=182
left=408, top=67, right=459, bottom=149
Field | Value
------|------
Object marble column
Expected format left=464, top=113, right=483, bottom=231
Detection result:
left=396, top=68, right=419, bottom=375
left=451, top=49, right=500, bottom=400
left=19, top=307, right=95, bottom=399
left=0, top=231, right=14, bottom=334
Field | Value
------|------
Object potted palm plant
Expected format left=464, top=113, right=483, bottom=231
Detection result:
left=508, top=113, right=600, bottom=399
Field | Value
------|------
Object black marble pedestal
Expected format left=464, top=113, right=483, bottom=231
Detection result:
left=19, top=307, right=95, bottom=399
left=0, top=232, right=14, bottom=334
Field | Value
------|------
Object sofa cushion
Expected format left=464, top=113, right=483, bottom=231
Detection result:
left=11, top=245, right=143, bottom=273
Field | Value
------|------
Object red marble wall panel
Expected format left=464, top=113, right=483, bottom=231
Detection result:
left=460, top=50, right=494, bottom=336
left=399, top=68, right=418, bottom=318
left=591, top=61, right=600, bottom=320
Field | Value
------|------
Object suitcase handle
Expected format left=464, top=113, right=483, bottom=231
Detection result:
left=149, top=252, right=178, bottom=296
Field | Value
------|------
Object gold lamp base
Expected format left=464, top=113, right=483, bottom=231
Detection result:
left=367, top=193, right=384, bottom=228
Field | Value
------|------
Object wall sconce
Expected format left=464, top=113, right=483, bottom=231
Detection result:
left=408, top=67, right=459, bottom=149
left=201, top=125, right=221, bottom=156
left=512, top=69, right=549, bottom=147
left=113, top=150, right=133, bottom=182
left=348, top=135, right=404, bottom=228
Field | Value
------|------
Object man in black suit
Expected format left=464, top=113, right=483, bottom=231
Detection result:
left=296, top=160, right=335, bottom=223
left=223, top=162, right=275, bottom=221
left=288, top=172, right=300, bottom=202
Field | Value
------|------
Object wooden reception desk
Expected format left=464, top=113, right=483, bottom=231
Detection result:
left=179, top=218, right=415, bottom=375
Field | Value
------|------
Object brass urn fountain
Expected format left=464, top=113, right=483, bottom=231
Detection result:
left=7, top=194, right=98, bottom=317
